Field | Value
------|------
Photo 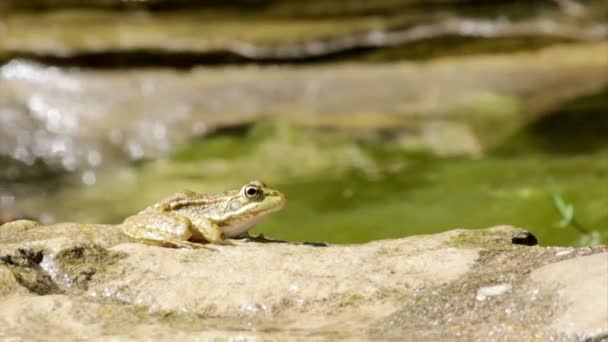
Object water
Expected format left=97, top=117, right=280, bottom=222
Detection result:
left=7, top=117, right=608, bottom=247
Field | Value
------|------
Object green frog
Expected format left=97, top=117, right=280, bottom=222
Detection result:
left=121, top=180, right=286, bottom=248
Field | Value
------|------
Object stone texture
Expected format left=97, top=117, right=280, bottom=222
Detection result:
left=0, top=221, right=606, bottom=340
left=530, top=252, right=608, bottom=338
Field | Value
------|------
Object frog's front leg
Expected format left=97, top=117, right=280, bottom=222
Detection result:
left=122, top=212, right=209, bottom=249
left=188, top=216, right=234, bottom=245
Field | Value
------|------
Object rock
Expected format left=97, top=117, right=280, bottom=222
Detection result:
left=2, top=43, right=607, bottom=178
left=0, top=3, right=606, bottom=61
left=475, top=283, right=513, bottom=301
left=0, top=213, right=32, bottom=225
left=530, top=252, right=608, bottom=339
left=0, top=222, right=606, bottom=340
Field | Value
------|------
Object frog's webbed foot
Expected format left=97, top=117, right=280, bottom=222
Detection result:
left=165, top=239, right=218, bottom=251
left=223, top=238, right=249, bottom=246
left=134, top=238, right=217, bottom=251
left=232, top=233, right=286, bottom=244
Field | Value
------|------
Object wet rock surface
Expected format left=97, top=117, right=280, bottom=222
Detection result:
left=0, top=222, right=605, bottom=340
left=2, top=42, right=607, bottom=179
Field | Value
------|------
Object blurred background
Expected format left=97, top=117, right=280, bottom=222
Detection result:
left=0, top=0, right=607, bottom=246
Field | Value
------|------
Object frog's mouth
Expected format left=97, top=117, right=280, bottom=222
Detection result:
left=221, top=196, right=284, bottom=238
left=267, top=197, right=286, bottom=212
left=267, top=192, right=287, bottom=210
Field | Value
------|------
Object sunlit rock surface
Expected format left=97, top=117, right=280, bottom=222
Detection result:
left=0, top=222, right=605, bottom=340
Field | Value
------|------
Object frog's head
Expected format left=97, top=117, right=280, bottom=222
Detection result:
left=219, top=180, right=286, bottom=237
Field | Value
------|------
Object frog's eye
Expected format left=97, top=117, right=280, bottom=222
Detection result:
left=244, top=185, right=261, bottom=199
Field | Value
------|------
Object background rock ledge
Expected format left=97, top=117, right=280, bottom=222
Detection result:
left=0, top=221, right=606, bottom=341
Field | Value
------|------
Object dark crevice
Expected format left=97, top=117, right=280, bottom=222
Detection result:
left=0, top=0, right=558, bottom=17
left=0, top=248, right=64, bottom=295
left=0, top=35, right=576, bottom=70
left=495, top=86, right=608, bottom=156
left=511, top=231, right=538, bottom=246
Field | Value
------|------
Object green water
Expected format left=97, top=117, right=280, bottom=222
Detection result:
left=250, top=90, right=608, bottom=246
left=255, top=155, right=607, bottom=246
left=11, top=120, right=608, bottom=247
left=10, top=88, right=608, bottom=247
left=166, top=117, right=608, bottom=247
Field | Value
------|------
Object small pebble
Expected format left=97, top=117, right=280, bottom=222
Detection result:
left=555, top=249, right=574, bottom=257
left=476, top=283, right=513, bottom=301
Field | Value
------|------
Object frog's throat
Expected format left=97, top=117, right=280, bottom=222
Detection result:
left=220, top=215, right=266, bottom=238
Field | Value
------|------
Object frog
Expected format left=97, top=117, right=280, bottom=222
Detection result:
left=121, top=180, right=286, bottom=248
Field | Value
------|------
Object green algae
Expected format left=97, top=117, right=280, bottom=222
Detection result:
left=0, top=242, right=124, bottom=295
left=0, top=248, right=63, bottom=295
left=339, top=291, right=365, bottom=307
left=53, top=243, right=126, bottom=290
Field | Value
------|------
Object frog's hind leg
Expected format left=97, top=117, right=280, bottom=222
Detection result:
left=188, top=216, right=234, bottom=245
left=142, top=237, right=215, bottom=250
left=122, top=212, right=212, bottom=250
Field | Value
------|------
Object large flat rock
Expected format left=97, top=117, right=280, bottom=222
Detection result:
left=0, top=221, right=606, bottom=340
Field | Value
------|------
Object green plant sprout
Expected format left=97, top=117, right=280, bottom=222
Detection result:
left=547, top=178, right=603, bottom=246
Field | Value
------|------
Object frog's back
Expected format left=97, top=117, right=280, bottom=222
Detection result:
left=141, top=190, right=203, bottom=212
left=142, top=189, right=238, bottom=213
